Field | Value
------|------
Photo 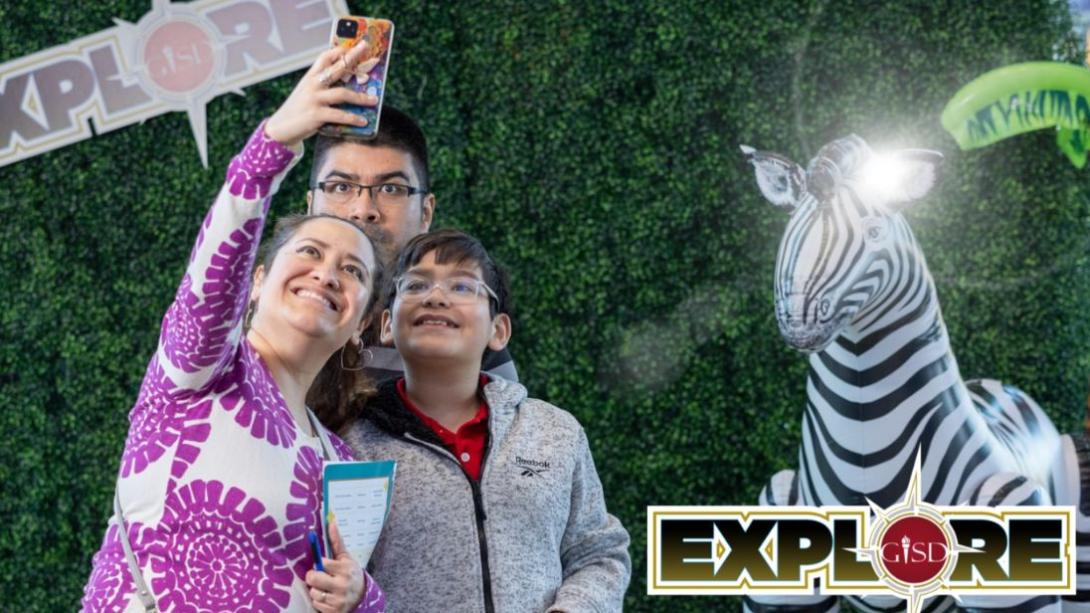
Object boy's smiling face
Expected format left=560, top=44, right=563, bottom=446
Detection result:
left=381, top=250, right=510, bottom=365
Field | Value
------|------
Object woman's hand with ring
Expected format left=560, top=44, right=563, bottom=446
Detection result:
left=306, top=515, right=365, bottom=613
left=265, top=44, right=379, bottom=147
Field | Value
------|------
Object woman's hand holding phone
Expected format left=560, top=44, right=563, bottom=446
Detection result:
left=264, top=44, right=378, bottom=147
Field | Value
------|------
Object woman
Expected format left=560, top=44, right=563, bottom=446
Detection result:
left=82, top=44, right=384, bottom=612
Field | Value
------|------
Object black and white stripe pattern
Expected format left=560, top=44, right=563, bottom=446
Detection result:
left=741, top=137, right=1089, bottom=612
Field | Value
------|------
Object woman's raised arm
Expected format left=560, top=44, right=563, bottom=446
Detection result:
left=145, top=44, right=377, bottom=397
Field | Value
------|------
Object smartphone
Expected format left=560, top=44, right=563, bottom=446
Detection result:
left=318, top=16, right=394, bottom=139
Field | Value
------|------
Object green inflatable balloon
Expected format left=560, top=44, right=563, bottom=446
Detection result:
left=941, top=62, right=1090, bottom=167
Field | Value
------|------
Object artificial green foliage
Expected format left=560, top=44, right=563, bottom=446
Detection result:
left=1, top=1, right=1087, bottom=610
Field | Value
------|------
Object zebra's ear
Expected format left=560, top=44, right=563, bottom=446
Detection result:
left=740, top=145, right=805, bottom=213
left=881, top=149, right=944, bottom=211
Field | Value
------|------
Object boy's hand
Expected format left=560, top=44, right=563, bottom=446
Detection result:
left=306, top=515, right=365, bottom=613
left=265, top=44, right=379, bottom=147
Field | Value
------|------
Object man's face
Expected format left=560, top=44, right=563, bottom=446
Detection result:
left=308, top=143, right=435, bottom=265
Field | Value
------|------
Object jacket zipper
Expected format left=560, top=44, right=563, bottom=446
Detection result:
left=404, top=433, right=495, bottom=613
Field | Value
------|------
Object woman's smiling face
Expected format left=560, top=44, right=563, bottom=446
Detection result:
left=251, top=216, right=377, bottom=351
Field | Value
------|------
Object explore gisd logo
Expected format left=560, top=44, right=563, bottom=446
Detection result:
left=647, top=465, right=1075, bottom=611
left=0, top=0, right=350, bottom=169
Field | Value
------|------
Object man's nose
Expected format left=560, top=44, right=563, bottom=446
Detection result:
left=349, top=189, right=381, bottom=224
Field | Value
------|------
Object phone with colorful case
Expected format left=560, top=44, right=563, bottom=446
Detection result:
left=319, top=16, right=394, bottom=139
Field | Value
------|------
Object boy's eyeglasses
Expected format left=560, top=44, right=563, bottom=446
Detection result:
left=395, top=275, right=498, bottom=305
left=312, top=180, right=427, bottom=206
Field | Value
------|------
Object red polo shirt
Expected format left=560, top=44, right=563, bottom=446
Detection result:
left=396, top=376, right=490, bottom=480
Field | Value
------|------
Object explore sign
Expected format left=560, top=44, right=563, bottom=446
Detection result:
left=0, top=0, right=348, bottom=168
left=647, top=461, right=1076, bottom=612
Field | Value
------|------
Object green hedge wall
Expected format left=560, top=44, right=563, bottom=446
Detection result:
left=2, top=0, right=1087, bottom=610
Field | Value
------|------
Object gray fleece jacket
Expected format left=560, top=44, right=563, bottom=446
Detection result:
left=343, top=377, right=631, bottom=613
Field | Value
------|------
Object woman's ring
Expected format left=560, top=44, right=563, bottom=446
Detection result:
left=317, top=67, right=335, bottom=85
left=318, top=590, right=328, bottom=603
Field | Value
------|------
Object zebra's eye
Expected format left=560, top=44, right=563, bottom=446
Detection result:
left=862, top=219, right=887, bottom=242
left=820, top=299, right=831, bottom=315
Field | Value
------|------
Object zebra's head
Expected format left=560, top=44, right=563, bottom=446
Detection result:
left=741, top=135, right=943, bottom=353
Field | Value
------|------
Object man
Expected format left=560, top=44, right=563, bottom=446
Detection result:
left=306, top=107, right=518, bottom=383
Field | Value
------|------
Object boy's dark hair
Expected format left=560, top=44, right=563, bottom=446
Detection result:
left=385, top=229, right=512, bottom=321
left=308, top=106, right=430, bottom=191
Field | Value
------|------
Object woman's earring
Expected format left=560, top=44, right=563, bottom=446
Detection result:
left=340, top=343, right=369, bottom=371
left=244, top=300, right=256, bottom=329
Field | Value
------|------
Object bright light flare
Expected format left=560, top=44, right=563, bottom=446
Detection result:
left=860, top=153, right=911, bottom=195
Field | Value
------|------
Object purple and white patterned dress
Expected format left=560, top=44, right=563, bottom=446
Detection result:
left=82, top=123, right=385, bottom=613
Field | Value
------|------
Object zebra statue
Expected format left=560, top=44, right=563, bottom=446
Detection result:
left=740, top=135, right=1090, bottom=612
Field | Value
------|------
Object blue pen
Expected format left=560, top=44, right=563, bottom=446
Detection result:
left=308, top=530, right=326, bottom=573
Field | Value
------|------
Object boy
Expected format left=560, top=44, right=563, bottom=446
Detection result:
left=344, top=229, right=631, bottom=612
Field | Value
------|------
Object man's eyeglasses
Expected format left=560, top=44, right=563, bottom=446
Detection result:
left=312, top=180, right=427, bottom=206
left=395, top=275, right=498, bottom=305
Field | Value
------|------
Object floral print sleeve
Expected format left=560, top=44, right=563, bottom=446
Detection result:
left=152, top=121, right=302, bottom=398
left=356, top=573, right=387, bottom=612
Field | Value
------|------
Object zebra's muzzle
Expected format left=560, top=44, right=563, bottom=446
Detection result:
left=777, top=314, right=840, bottom=353
left=781, top=330, right=836, bottom=353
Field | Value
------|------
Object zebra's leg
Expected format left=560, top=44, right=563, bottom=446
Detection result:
left=743, top=470, right=839, bottom=613
left=1060, top=432, right=1090, bottom=611
left=957, top=472, right=1060, bottom=612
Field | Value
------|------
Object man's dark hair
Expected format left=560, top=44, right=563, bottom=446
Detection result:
left=309, top=106, right=430, bottom=191
left=385, top=229, right=512, bottom=321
